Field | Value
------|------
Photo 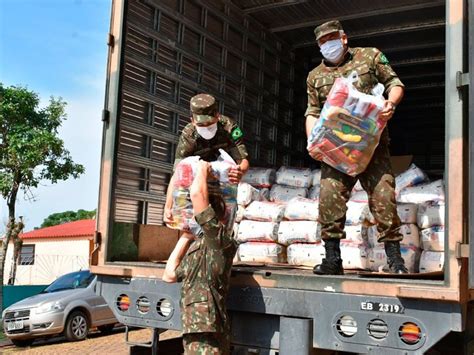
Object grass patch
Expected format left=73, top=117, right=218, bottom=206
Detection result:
left=0, top=323, right=7, bottom=342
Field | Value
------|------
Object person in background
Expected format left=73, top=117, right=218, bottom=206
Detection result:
left=163, top=93, right=248, bottom=282
left=175, top=160, right=237, bottom=354
left=305, top=20, right=408, bottom=275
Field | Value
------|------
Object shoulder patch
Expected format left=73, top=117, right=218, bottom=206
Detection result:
left=379, top=53, right=389, bottom=65
left=231, top=126, right=243, bottom=141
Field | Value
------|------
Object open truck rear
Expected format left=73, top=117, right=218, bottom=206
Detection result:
left=91, top=0, right=474, bottom=353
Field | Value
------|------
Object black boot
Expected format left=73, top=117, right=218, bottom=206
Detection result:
left=385, top=241, right=409, bottom=274
left=313, top=239, right=344, bottom=275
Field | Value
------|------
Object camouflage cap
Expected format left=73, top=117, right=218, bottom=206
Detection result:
left=314, top=20, right=343, bottom=42
left=190, top=94, right=218, bottom=124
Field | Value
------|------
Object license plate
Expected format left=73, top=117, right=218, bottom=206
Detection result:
left=361, top=301, right=404, bottom=314
left=7, top=320, right=24, bottom=331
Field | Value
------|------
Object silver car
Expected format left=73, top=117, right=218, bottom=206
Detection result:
left=2, top=270, right=117, bottom=347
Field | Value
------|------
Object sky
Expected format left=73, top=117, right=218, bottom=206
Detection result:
left=0, top=0, right=111, bottom=231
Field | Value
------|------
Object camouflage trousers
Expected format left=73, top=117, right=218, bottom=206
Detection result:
left=319, top=142, right=402, bottom=243
left=183, top=332, right=231, bottom=355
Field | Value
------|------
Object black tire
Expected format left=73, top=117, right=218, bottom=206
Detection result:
left=97, top=324, right=115, bottom=334
left=64, top=310, right=89, bottom=341
left=11, top=338, right=34, bottom=347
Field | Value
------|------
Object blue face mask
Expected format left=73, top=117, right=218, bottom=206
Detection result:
left=320, top=39, right=345, bottom=63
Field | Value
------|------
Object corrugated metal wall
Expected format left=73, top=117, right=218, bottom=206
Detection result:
left=114, top=0, right=299, bottom=225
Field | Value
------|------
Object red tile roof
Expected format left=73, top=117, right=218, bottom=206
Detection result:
left=21, top=219, right=95, bottom=240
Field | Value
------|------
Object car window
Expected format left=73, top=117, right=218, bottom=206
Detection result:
left=44, top=271, right=95, bottom=293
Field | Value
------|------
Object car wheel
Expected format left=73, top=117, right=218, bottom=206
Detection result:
left=11, top=339, right=34, bottom=347
left=97, top=324, right=115, bottom=334
left=65, top=310, right=89, bottom=341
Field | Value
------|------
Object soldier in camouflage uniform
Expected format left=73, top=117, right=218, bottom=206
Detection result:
left=305, top=21, right=408, bottom=275
left=163, top=93, right=248, bottom=283
left=175, top=160, right=238, bottom=354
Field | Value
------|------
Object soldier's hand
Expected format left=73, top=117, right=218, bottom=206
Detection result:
left=228, top=165, right=243, bottom=184
left=163, top=205, right=173, bottom=223
left=379, top=100, right=396, bottom=121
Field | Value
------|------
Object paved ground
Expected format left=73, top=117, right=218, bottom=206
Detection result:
left=0, top=327, right=182, bottom=354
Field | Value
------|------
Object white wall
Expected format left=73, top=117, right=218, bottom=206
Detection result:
left=4, top=238, right=91, bottom=285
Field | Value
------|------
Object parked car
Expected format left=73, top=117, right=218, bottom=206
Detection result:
left=2, top=270, right=117, bottom=347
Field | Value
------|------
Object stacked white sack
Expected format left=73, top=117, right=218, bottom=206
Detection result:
left=311, top=169, right=321, bottom=187
left=397, top=180, right=445, bottom=204
left=236, top=220, right=279, bottom=243
left=395, top=164, right=428, bottom=195
left=242, top=168, right=276, bottom=188
left=419, top=250, right=444, bottom=273
left=287, top=243, right=324, bottom=267
left=368, top=246, right=420, bottom=273
left=284, top=197, right=319, bottom=221
left=367, top=224, right=420, bottom=249
left=243, top=201, right=286, bottom=222
left=278, top=221, right=320, bottom=245
left=340, top=242, right=369, bottom=270
left=235, top=205, right=245, bottom=223
left=344, top=225, right=367, bottom=245
left=276, top=167, right=313, bottom=188
left=421, top=226, right=444, bottom=252
left=346, top=201, right=368, bottom=226
left=238, top=242, right=286, bottom=263
left=308, top=185, right=320, bottom=200
left=270, top=184, right=308, bottom=203
left=237, top=183, right=268, bottom=206
left=417, top=202, right=445, bottom=229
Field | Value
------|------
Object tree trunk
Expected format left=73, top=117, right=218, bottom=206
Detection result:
left=10, top=224, right=24, bottom=285
left=0, top=184, right=19, bottom=312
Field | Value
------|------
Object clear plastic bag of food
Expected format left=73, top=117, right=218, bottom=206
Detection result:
left=307, top=71, right=386, bottom=176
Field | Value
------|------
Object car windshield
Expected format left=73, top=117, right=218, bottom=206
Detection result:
left=43, top=271, right=94, bottom=293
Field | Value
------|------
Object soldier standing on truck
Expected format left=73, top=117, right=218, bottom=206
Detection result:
left=163, top=93, right=249, bottom=282
left=175, top=160, right=238, bottom=354
left=305, top=20, right=408, bottom=275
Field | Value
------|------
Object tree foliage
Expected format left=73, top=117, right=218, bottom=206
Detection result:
left=40, top=209, right=96, bottom=228
left=0, top=83, right=85, bottom=295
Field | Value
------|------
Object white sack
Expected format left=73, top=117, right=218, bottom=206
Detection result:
left=287, top=243, right=324, bottom=266
left=284, top=197, right=319, bottom=221
left=368, top=246, right=420, bottom=273
left=242, top=168, right=276, bottom=187
left=397, top=180, right=445, bottom=204
left=278, top=221, right=320, bottom=245
left=395, top=163, right=428, bottom=195
left=340, top=242, right=369, bottom=270
left=312, top=169, right=321, bottom=187
left=350, top=190, right=369, bottom=203
left=276, top=167, right=313, bottom=188
left=270, top=184, right=308, bottom=203
left=421, top=226, right=444, bottom=252
left=308, top=185, right=320, bottom=200
left=346, top=201, right=368, bottom=226
left=419, top=250, right=444, bottom=273
left=237, top=183, right=267, bottom=206
left=417, top=203, right=445, bottom=229
left=344, top=225, right=367, bottom=244
left=236, top=220, right=279, bottom=243
left=397, top=203, right=418, bottom=224
left=367, top=224, right=420, bottom=248
left=238, top=242, right=286, bottom=263
left=243, top=201, right=286, bottom=222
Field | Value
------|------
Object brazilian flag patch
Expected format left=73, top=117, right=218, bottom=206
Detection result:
left=231, top=126, right=243, bottom=141
left=380, top=53, right=389, bottom=65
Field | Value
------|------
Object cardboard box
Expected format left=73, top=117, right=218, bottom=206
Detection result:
left=138, top=225, right=180, bottom=262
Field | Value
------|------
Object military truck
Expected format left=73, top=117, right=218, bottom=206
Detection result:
left=91, top=0, right=474, bottom=353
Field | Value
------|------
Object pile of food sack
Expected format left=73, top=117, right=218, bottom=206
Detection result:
left=233, top=163, right=445, bottom=274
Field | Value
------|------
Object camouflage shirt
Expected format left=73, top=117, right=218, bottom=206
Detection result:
left=176, top=205, right=238, bottom=334
left=173, top=114, right=248, bottom=170
left=305, top=47, right=404, bottom=119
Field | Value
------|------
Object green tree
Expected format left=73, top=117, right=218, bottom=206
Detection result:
left=40, top=209, right=96, bottom=228
left=0, top=83, right=85, bottom=308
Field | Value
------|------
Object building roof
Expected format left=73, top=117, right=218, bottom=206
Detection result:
left=20, top=219, right=95, bottom=240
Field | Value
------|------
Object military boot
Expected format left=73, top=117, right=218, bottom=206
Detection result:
left=385, top=241, right=409, bottom=274
left=313, top=239, right=344, bottom=275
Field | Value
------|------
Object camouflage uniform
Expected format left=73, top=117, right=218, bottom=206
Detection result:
left=175, top=205, right=238, bottom=355
left=306, top=40, right=405, bottom=242
left=173, top=94, right=248, bottom=171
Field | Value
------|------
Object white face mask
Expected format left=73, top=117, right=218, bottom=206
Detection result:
left=196, top=123, right=218, bottom=140
left=320, top=39, right=345, bottom=63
